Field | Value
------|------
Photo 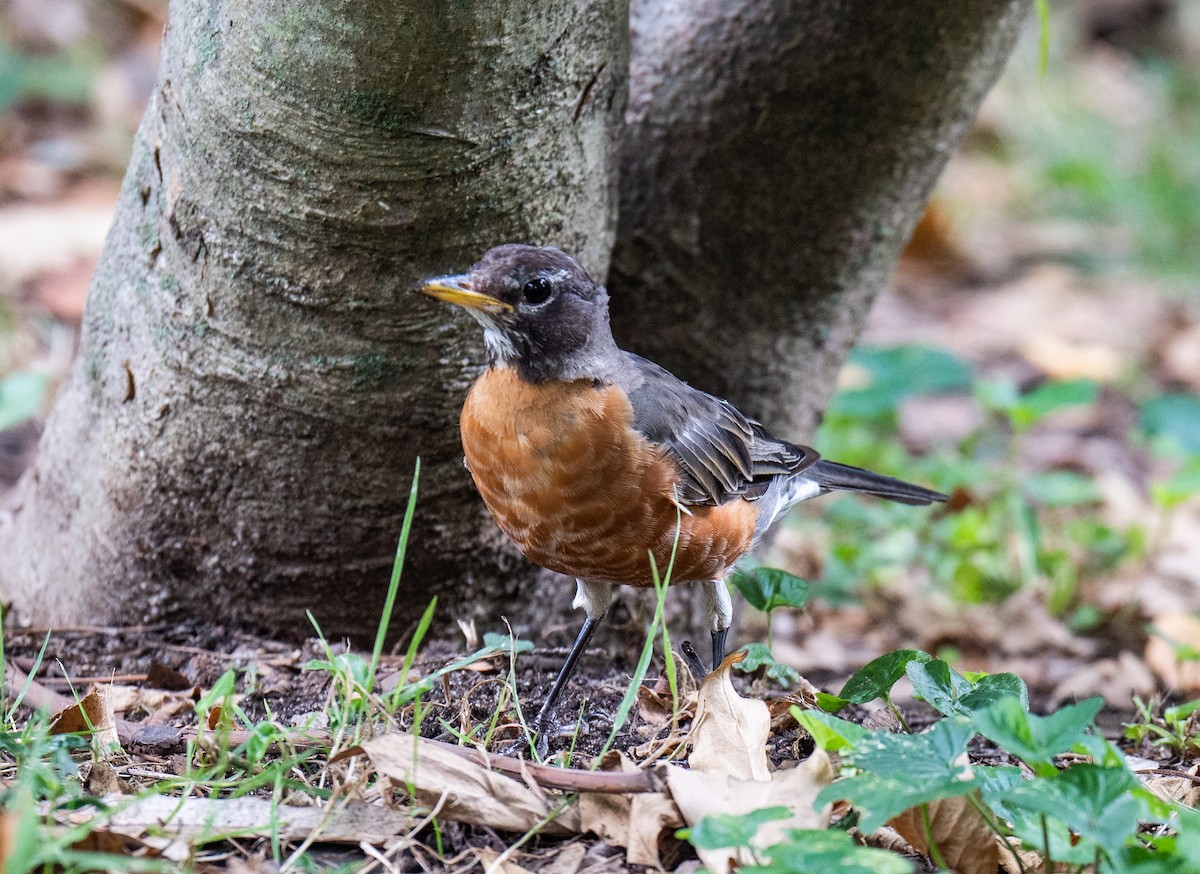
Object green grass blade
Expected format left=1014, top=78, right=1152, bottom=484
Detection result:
left=369, top=458, right=421, bottom=688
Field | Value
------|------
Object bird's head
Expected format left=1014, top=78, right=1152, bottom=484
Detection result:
left=414, top=244, right=619, bottom=382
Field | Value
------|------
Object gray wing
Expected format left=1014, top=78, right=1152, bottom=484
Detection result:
left=620, top=353, right=819, bottom=506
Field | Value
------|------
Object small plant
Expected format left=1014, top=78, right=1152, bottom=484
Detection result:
left=730, top=566, right=808, bottom=687
left=1125, top=696, right=1200, bottom=758
left=785, top=649, right=1183, bottom=873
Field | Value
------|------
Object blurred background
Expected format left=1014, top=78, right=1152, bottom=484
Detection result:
left=2, top=0, right=1199, bottom=714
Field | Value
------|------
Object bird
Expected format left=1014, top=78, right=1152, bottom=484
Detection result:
left=415, top=244, right=946, bottom=749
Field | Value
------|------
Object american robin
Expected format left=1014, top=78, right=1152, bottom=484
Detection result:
left=416, top=244, right=945, bottom=747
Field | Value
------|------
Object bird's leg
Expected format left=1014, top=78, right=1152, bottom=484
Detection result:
left=534, top=579, right=612, bottom=754
left=699, top=578, right=733, bottom=670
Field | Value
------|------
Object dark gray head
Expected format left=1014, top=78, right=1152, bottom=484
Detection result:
left=414, top=244, right=621, bottom=382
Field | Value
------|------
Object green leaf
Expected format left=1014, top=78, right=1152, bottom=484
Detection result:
left=820, top=718, right=985, bottom=830
left=972, top=697, right=1103, bottom=776
left=792, top=708, right=868, bottom=754
left=907, top=659, right=1028, bottom=718
left=735, top=643, right=800, bottom=686
left=1141, top=392, right=1200, bottom=455
left=997, top=764, right=1146, bottom=858
left=482, top=632, right=534, bottom=653
left=0, top=371, right=50, bottom=431
left=827, top=345, right=972, bottom=419
left=837, top=650, right=931, bottom=705
left=731, top=567, right=809, bottom=614
left=816, top=772, right=982, bottom=834
left=816, top=692, right=848, bottom=713
left=1010, top=379, right=1099, bottom=430
left=850, top=717, right=975, bottom=783
left=1151, top=458, right=1200, bottom=509
left=747, top=828, right=915, bottom=874
left=1024, top=470, right=1102, bottom=507
left=681, top=806, right=791, bottom=850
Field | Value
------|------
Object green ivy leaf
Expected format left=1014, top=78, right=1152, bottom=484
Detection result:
left=747, top=828, right=915, bottom=874
left=827, top=345, right=972, bottom=419
left=850, top=716, right=975, bottom=782
left=735, top=643, right=801, bottom=687
left=680, top=806, right=791, bottom=850
left=972, top=696, right=1103, bottom=776
left=1010, top=379, right=1098, bottom=429
left=1024, top=470, right=1102, bottom=507
left=906, top=659, right=1028, bottom=718
left=791, top=708, right=868, bottom=754
left=819, top=719, right=983, bottom=832
left=837, top=650, right=931, bottom=705
left=1151, top=458, right=1200, bottom=509
left=0, top=371, right=50, bottom=431
left=731, top=568, right=809, bottom=613
left=815, top=691, right=849, bottom=713
left=1141, top=392, right=1200, bottom=455
left=996, top=764, right=1146, bottom=858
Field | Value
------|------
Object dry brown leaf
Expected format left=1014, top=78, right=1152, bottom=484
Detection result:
left=145, top=661, right=192, bottom=691
left=998, top=836, right=1044, bottom=874
left=50, top=687, right=121, bottom=750
left=1133, top=761, right=1200, bottom=808
left=355, top=733, right=580, bottom=835
left=889, top=795, right=998, bottom=874
left=84, top=761, right=133, bottom=796
left=1049, top=652, right=1156, bottom=709
left=104, top=684, right=186, bottom=716
left=475, top=847, right=537, bottom=874
left=689, top=650, right=770, bottom=780
left=1021, top=333, right=1121, bottom=382
left=1146, top=612, right=1200, bottom=693
left=539, top=842, right=587, bottom=874
left=667, top=749, right=833, bottom=874
left=578, top=751, right=684, bottom=868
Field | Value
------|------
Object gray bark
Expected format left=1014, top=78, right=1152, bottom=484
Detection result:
left=612, top=0, right=1032, bottom=438
left=0, top=0, right=628, bottom=638
left=0, top=0, right=1031, bottom=643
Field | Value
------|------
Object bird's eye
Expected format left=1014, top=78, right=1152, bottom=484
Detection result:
left=521, top=276, right=554, bottom=306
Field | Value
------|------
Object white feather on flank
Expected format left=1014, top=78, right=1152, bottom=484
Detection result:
left=572, top=578, right=614, bottom=620
left=754, top=475, right=824, bottom=540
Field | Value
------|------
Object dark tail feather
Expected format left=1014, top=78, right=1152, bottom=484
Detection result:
left=808, top=459, right=947, bottom=506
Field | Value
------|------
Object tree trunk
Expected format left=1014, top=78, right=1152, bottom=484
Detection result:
left=612, top=0, right=1032, bottom=438
left=0, top=0, right=1031, bottom=643
left=0, top=0, right=628, bottom=639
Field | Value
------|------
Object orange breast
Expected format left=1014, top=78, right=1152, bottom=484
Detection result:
left=459, top=368, right=757, bottom=587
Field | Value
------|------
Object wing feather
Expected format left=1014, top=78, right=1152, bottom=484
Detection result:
left=620, top=353, right=819, bottom=506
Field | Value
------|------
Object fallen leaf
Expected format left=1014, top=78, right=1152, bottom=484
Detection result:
left=84, top=761, right=132, bottom=796
left=351, top=733, right=580, bottom=835
left=539, top=842, right=587, bottom=874
left=688, top=650, right=771, bottom=781
left=51, top=687, right=120, bottom=751
left=1132, top=761, right=1200, bottom=808
left=1049, top=652, right=1156, bottom=709
left=145, top=662, right=192, bottom=691
left=998, top=836, right=1044, bottom=874
left=1021, top=333, right=1121, bottom=382
left=667, top=749, right=833, bottom=874
left=889, top=794, right=998, bottom=874
left=1145, top=612, right=1200, bottom=693
left=475, top=847, right=536, bottom=874
left=579, top=751, right=684, bottom=868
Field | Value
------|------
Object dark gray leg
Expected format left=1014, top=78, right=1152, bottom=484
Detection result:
left=533, top=579, right=612, bottom=755
left=711, top=626, right=729, bottom=669
left=700, top=578, right=733, bottom=671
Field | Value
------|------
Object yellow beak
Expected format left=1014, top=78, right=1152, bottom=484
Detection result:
left=414, top=274, right=514, bottom=314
